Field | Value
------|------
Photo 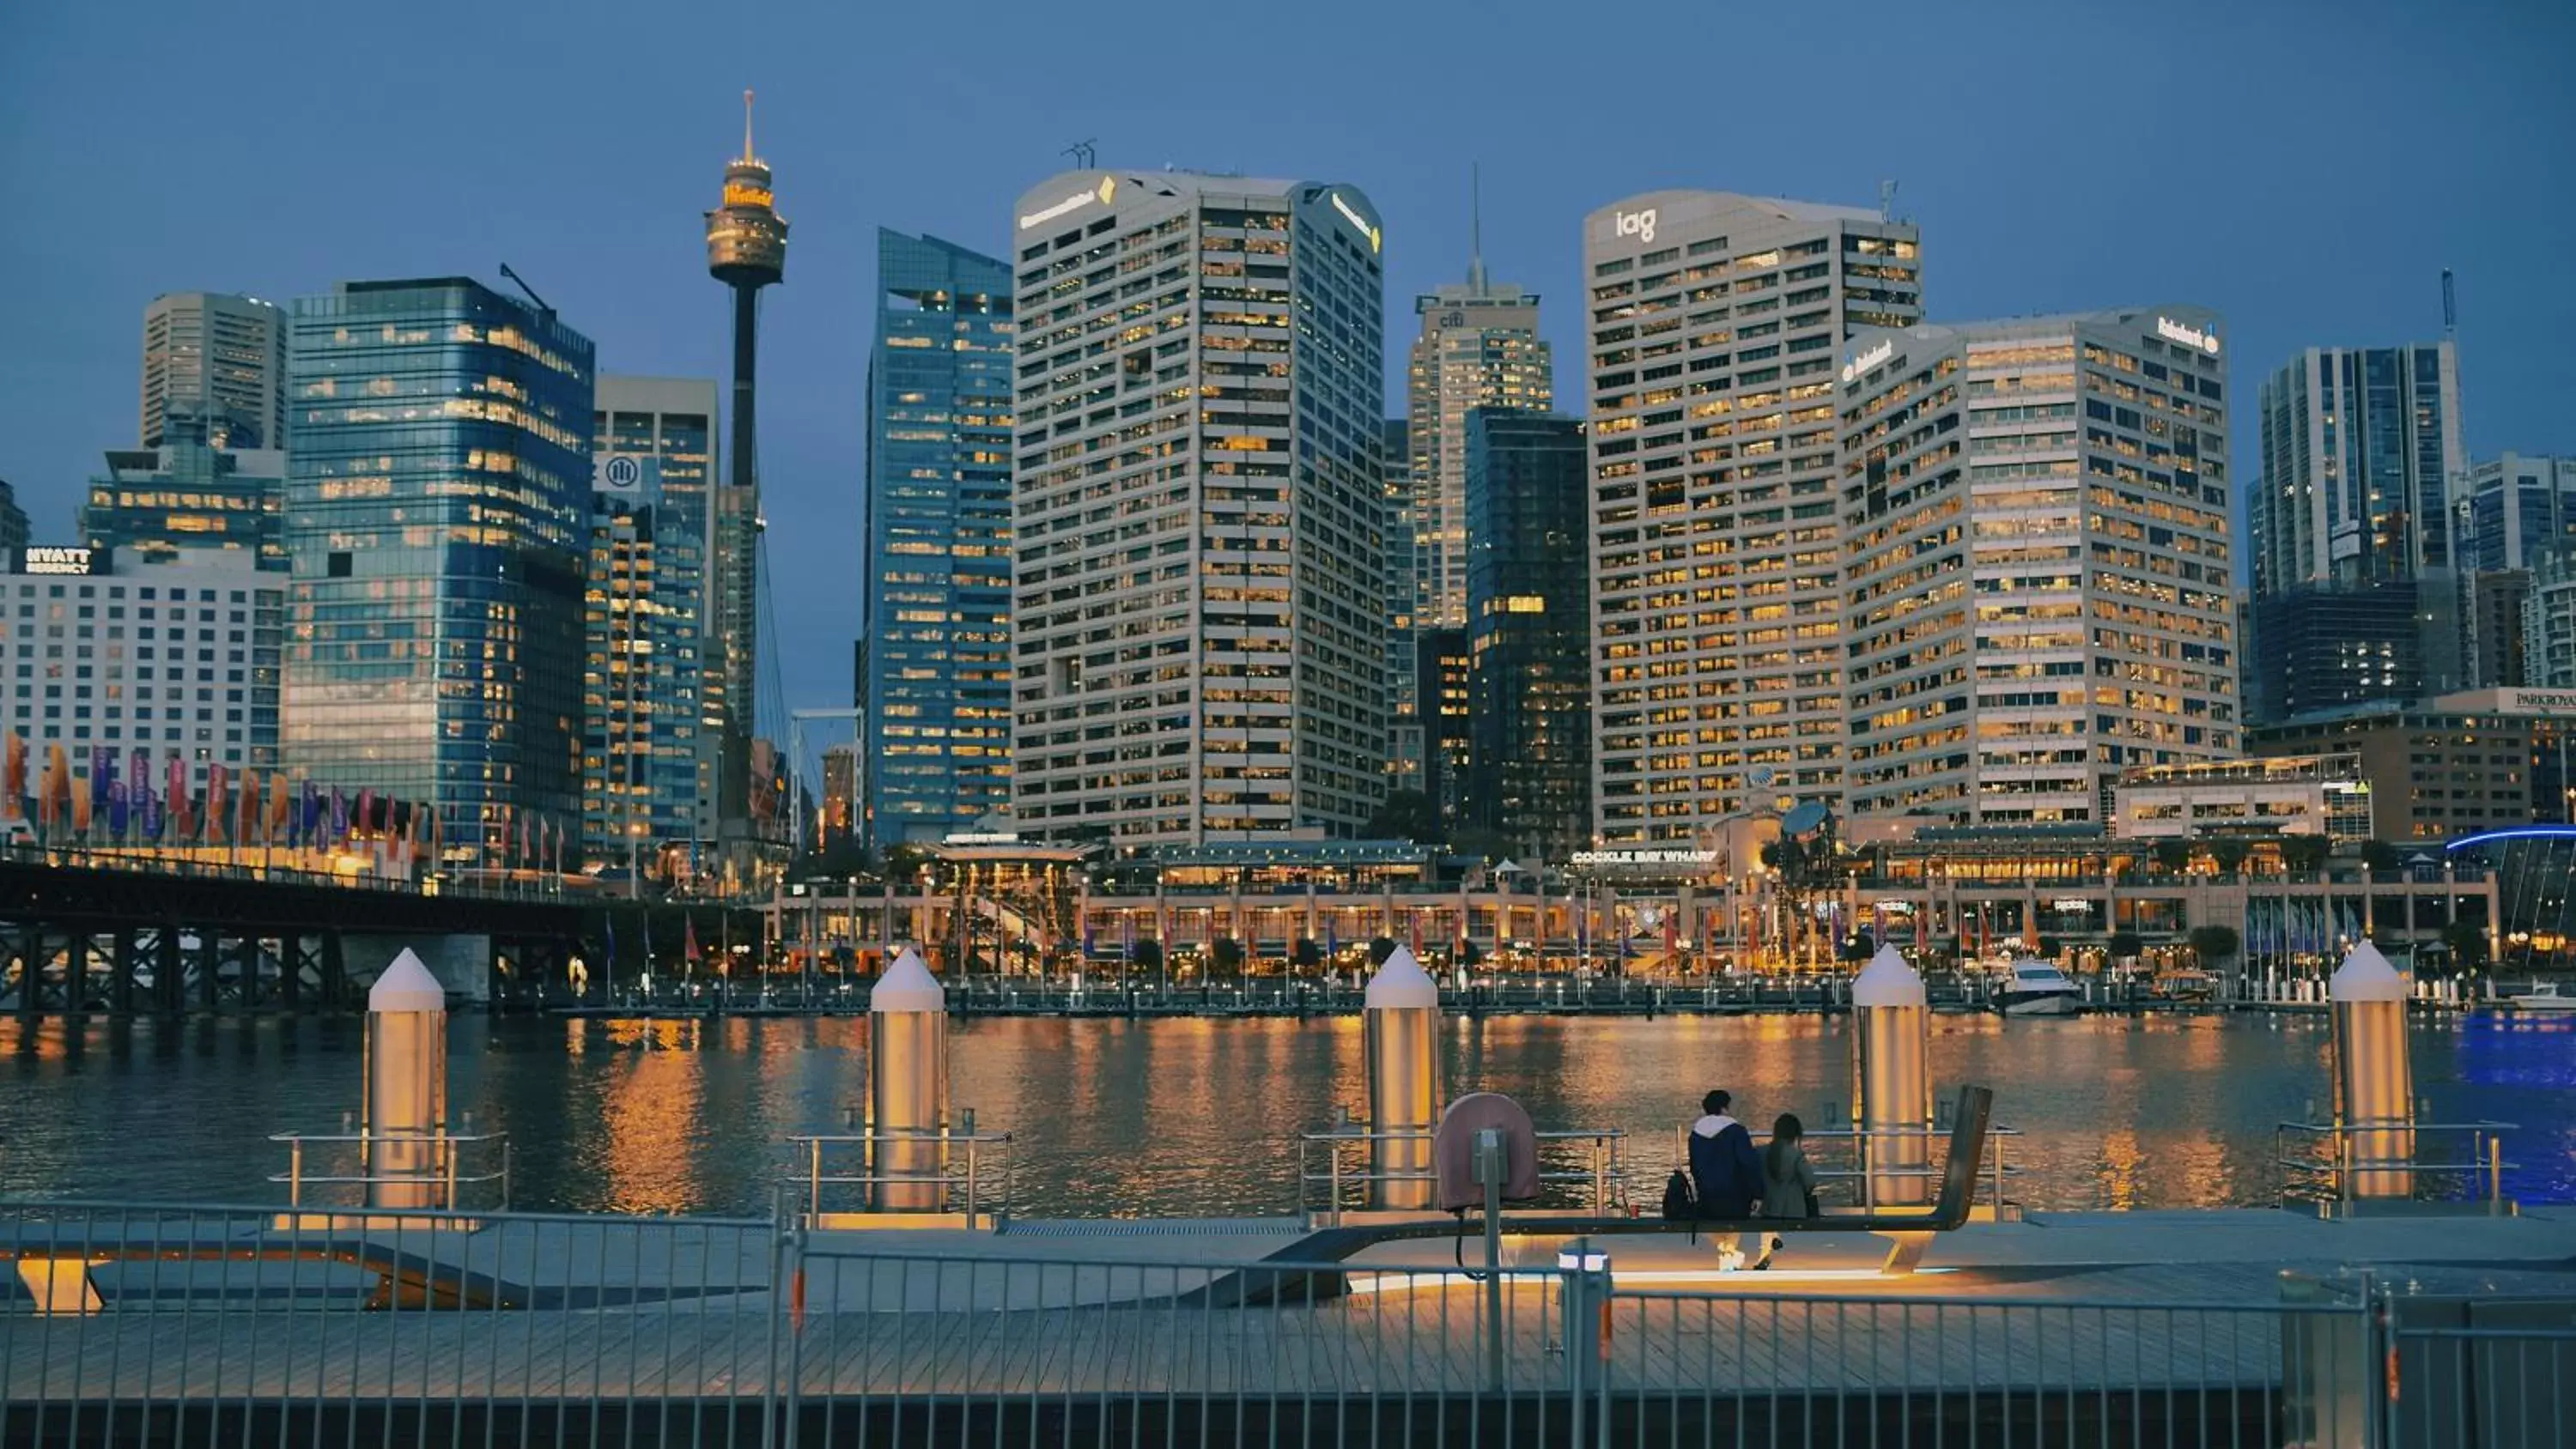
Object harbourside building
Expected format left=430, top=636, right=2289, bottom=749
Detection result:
left=281, top=276, right=594, bottom=868
left=3, top=545, right=283, bottom=802
left=1583, top=191, right=1922, bottom=845
left=1403, top=254, right=1552, bottom=634
left=1836, top=307, right=2238, bottom=834
left=2247, top=690, right=2560, bottom=841
left=863, top=229, right=1016, bottom=846
left=139, top=292, right=287, bottom=451
left=1008, top=169, right=1388, bottom=848
left=583, top=375, right=720, bottom=884
left=1463, top=409, right=1591, bottom=860
left=2112, top=754, right=2372, bottom=846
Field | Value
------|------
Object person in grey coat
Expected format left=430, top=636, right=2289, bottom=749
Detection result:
left=1759, top=1113, right=1819, bottom=1221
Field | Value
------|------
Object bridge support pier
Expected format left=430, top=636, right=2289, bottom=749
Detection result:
left=321, top=932, right=348, bottom=1010
left=112, top=928, right=137, bottom=1016
left=64, top=933, right=88, bottom=1017
left=156, top=925, right=182, bottom=1017
left=279, top=933, right=303, bottom=1012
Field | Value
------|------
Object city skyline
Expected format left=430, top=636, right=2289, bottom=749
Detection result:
left=3, top=1, right=2573, bottom=733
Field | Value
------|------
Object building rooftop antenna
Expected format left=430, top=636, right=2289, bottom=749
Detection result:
left=497, top=263, right=553, bottom=319
left=1063, top=138, right=1097, bottom=168
left=742, top=89, right=757, bottom=162
left=1880, top=179, right=1899, bottom=225
left=1468, top=162, right=1486, bottom=292
left=2442, top=268, right=2458, bottom=340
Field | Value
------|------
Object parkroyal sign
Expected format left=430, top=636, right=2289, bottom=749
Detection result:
left=2155, top=315, right=2221, bottom=355
left=1018, top=176, right=1116, bottom=231
left=1840, top=338, right=1896, bottom=384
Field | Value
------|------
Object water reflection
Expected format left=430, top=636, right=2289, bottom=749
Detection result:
left=0, top=1013, right=2562, bottom=1216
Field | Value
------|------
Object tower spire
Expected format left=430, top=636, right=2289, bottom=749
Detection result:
left=1467, top=162, right=1486, bottom=292
left=743, top=88, right=756, bottom=163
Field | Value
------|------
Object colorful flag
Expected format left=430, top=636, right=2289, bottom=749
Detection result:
left=684, top=916, right=702, bottom=964
left=166, top=756, right=188, bottom=840
left=266, top=773, right=290, bottom=845
left=236, top=768, right=260, bottom=846
left=100, top=749, right=125, bottom=839
left=127, top=747, right=151, bottom=838
left=2, top=732, right=22, bottom=822
left=205, top=762, right=228, bottom=844
left=329, top=786, right=348, bottom=846
left=355, top=789, right=374, bottom=842
left=517, top=811, right=531, bottom=868
left=298, top=779, right=318, bottom=846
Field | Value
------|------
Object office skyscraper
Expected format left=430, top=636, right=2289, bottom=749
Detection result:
left=584, top=375, right=720, bottom=880
left=864, top=230, right=1015, bottom=846
left=84, top=414, right=287, bottom=573
left=1583, top=191, right=1920, bottom=845
left=1837, top=308, right=2238, bottom=829
left=1463, top=409, right=1590, bottom=858
left=282, top=277, right=594, bottom=865
left=1405, top=263, right=1552, bottom=631
left=2250, top=342, right=2467, bottom=707
left=1010, top=169, right=1387, bottom=846
left=141, top=293, right=286, bottom=451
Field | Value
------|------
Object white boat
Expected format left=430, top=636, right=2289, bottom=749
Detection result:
left=1995, top=958, right=2084, bottom=1017
left=2510, top=979, right=2576, bottom=1012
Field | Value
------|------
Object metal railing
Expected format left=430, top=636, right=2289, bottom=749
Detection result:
left=1296, top=1125, right=1625, bottom=1223
left=1794, top=1120, right=2022, bottom=1214
left=783, top=1129, right=1013, bottom=1228
left=2274, top=1119, right=2518, bottom=1209
left=6, top=1198, right=2564, bottom=1447
left=2386, top=1323, right=2576, bottom=1448
left=267, top=1128, right=513, bottom=1210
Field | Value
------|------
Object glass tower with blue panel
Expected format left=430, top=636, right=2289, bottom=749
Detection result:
left=1464, top=409, right=1592, bottom=859
left=863, top=231, right=1015, bottom=846
left=282, top=277, right=594, bottom=868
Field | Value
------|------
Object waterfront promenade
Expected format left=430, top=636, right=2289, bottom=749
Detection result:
left=7, top=1199, right=2572, bottom=1446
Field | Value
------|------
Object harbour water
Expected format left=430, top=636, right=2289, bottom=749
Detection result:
left=2, top=1011, right=2567, bottom=1216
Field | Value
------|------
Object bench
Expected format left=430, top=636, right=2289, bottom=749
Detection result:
left=1190, top=1085, right=1993, bottom=1306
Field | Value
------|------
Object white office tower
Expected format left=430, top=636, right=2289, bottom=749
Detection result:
left=1009, top=170, right=1388, bottom=846
left=1583, top=191, right=1921, bottom=846
left=1838, top=308, right=2239, bottom=830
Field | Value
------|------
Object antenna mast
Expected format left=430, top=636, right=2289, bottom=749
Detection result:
left=1879, top=179, right=1898, bottom=224
left=1468, top=162, right=1485, bottom=291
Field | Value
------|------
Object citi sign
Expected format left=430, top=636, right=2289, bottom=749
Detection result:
left=1613, top=208, right=1658, bottom=245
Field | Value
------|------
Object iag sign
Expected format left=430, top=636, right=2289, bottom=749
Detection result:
left=1612, top=207, right=1658, bottom=245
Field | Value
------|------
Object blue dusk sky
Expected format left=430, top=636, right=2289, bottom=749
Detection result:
left=3, top=0, right=2572, bottom=755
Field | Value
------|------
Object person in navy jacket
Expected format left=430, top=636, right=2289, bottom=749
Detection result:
left=1686, top=1088, right=1765, bottom=1219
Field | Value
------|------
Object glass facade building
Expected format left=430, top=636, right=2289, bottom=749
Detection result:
left=281, top=277, right=594, bottom=867
left=2251, top=343, right=2467, bottom=706
left=83, top=418, right=287, bottom=573
left=1463, top=409, right=1591, bottom=858
left=584, top=376, right=719, bottom=881
left=864, top=230, right=1016, bottom=846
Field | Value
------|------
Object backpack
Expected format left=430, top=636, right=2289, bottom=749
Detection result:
left=1661, top=1167, right=1697, bottom=1223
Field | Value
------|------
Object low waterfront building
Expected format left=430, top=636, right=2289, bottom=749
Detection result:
left=2113, top=754, right=2372, bottom=846
left=2248, top=692, right=2551, bottom=840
